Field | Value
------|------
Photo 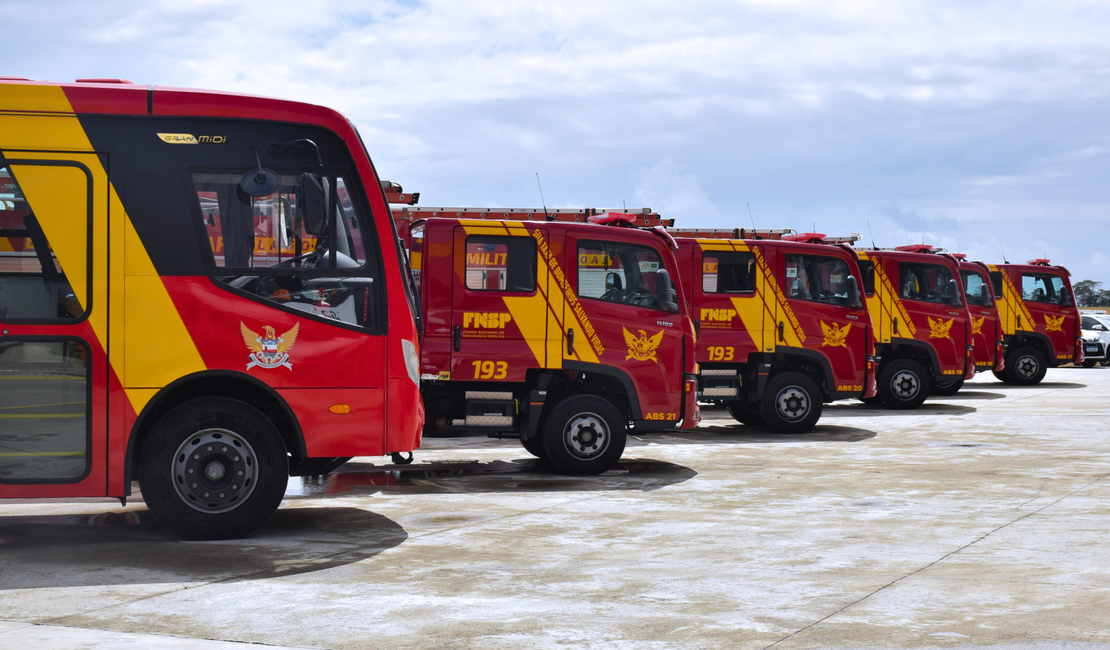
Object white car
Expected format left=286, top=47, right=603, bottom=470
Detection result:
left=1080, top=315, right=1110, bottom=367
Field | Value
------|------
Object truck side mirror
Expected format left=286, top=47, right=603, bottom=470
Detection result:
left=847, top=275, right=862, bottom=310
left=299, top=173, right=328, bottom=236
left=656, top=269, right=679, bottom=313
left=980, top=284, right=992, bottom=305
left=949, top=278, right=963, bottom=307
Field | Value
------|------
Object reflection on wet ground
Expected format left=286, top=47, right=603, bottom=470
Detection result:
left=0, top=507, right=407, bottom=590
left=287, top=458, right=698, bottom=498
left=822, top=402, right=977, bottom=417
left=1001, top=382, right=1087, bottom=389
left=635, top=424, right=877, bottom=444
left=938, top=390, right=1006, bottom=400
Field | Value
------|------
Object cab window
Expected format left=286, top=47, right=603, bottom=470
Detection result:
left=899, top=262, right=961, bottom=306
left=857, top=260, right=876, bottom=295
left=961, top=270, right=993, bottom=307
left=191, top=171, right=381, bottom=330
left=578, top=240, right=666, bottom=310
left=0, top=165, right=86, bottom=322
left=702, top=251, right=755, bottom=293
left=464, top=236, right=535, bottom=292
left=1022, top=273, right=1070, bottom=306
left=785, top=254, right=853, bottom=306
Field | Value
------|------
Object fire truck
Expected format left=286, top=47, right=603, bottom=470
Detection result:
left=664, top=228, right=877, bottom=431
left=394, top=204, right=698, bottom=474
left=948, top=255, right=1006, bottom=394
left=0, top=79, right=423, bottom=539
left=853, top=244, right=975, bottom=407
left=986, top=259, right=1083, bottom=384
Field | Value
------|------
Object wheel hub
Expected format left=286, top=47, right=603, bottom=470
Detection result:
left=172, top=428, right=257, bottom=514
left=775, top=386, right=809, bottom=421
left=892, top=370, right=920, bottom=400
left=563, top=413, right=610, bottom=460
left=1016, top=356, right=1038, bottom=378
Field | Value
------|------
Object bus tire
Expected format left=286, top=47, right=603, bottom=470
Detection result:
left=1006, top=346, right=1047, bottom=385
left=520, top=434, right=548, bottom=460
left=878, top=359, right=929, bottom=409
left=138, top=397, right=289, bottom=540
left=725, top=401, right=764, bottom=426
left=760, top=372, right=822, bottom=434
left=542, top=395, right=626, bottom=475
left=931, top=377, right=964, bottom=396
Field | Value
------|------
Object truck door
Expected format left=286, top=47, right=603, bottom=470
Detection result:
left=566, top=232, right=684, bottom=423
left=1019, top=269, right=1076, bottom=363
left=961, top=267, right=999, bottom=368
left=0, top=157, right=108, bottom=498
left=695, top=242, right=765, bottom=363
left=450, top=225, right=548, bottom=382
left=780, top=248, right=868, bottom=392
left=896, top=259, right=968, bottom=376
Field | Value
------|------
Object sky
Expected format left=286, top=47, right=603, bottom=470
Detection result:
left=5, top=0, right=1110, bottom=283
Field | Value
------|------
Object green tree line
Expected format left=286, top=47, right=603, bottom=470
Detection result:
left=1073, top=280, right=1110, bottom=307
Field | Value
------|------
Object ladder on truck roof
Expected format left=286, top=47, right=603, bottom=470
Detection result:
left=666, top=227, right=794, bottom=240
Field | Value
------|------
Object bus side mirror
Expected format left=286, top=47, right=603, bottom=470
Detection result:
left=949, top=278, right=963, bottom=306
left=300, top=173, right=328, bottom=235
left=657, top=269, right=679, bottom=313
left=980, top=284, right=992, bottom=305
left=847, top=275, right=862, bottom=310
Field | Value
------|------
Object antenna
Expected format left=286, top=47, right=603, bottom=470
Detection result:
left=746, top=203, right=756, bottom=230
left=535, top=173, right=552, bottom=221
left=623, top=199, right=626, bottom=211
left=866, top=220, right=876, bottom=248
left=904, top=232, right=911, bottom=244
left=999, top=240, right=1009, bottom=264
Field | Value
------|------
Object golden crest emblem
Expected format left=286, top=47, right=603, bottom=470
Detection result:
left=623, top=327, right=664, bottom=363
left=928, top=317, right=954, bottom=339
left=971, top=316, right=985, bottom=335
left=241, top=322, right=299, bottom=370
left=1044, top=315, right=1065, bottom=332
left=820, top=321, right=851, bottom=348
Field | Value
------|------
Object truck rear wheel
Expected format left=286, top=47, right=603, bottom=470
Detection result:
left=878, top=359, right=929, bottom=409
left=138, top=397, right=289, bottom=540
left=1006, top=346, right=1047, bottom=385
left=931, top=377, right=964, bottom=396
left=725, top=400, right=764, bottom=426
left=760, top=373, right=822, bottom=434
left=992, top=370, right=1010, bottom=383
left=542, top=395, right=626, bottom=475
left=520, top=434, right=548, bottom=460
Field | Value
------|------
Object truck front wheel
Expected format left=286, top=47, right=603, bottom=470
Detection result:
left=138, top=397, right=289, bottom=540
left=520, top=434, right=548, bottom=460
left=1006, top=346, right=1047, bottom=385
left=878, top=359, right=929, bottom=409
left=542, top=395, right=626, bottom=475
left=725, top=400, right=764, bottom=426
left=931, top=377, right=964, bottom=396
left=760, top=373, right=822, bottom=433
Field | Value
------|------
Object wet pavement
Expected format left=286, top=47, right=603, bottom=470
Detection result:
left=1, top=367, right=1109, bottom=649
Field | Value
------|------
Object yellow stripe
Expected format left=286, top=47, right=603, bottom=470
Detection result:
left=0, top=451, right=85, bottom=457
left=0, top=414, right=83, bottom=419
left=0, top=401, right=84, bottom=410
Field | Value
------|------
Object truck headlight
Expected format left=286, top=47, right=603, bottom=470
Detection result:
left=401, top=339, right=420, bottom=387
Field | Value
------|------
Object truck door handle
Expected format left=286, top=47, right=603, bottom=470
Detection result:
left=893, top=317, right=899, bottom=335
left=778, top=321, right=785, bottom=342
left=694, top=319, right=700, bottom=337
left=454, top=325, right=461, bottom=352
left=567, top=328, right=575, bottom=355
left=1017, top=315, right=1021, bottom=329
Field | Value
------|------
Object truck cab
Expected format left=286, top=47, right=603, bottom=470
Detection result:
left=855, top=245, right=975, bottom=407
left=987, top=260, right=1082, bottom=384
left=953, top=256, right=1006, bottom=388
left=669, top=229, right=877, bottom=432
left=411, top=214, right=699, bottom=474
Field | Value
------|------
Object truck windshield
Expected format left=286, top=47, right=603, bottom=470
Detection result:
left=899, top=262, right=962, bottom=306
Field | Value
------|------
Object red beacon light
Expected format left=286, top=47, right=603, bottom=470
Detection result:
left=951, top=253, right=967, bottom=260
left=783, top=232, right=827, bottom=244
left=1027, top=258, right=1052, bottom=266
left=588, top=212, right=638, bottom=227
left=896, top=244, right=934, bottom=254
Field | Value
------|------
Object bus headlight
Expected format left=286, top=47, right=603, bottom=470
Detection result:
left=401, top=339, right=420, bottom=387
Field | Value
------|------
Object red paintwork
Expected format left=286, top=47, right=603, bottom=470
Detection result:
left=994, top=262, right=1081, bottom=364
left=278, top=388, right=385, bottom=457
left=958, top=260, right=1005, bottom=371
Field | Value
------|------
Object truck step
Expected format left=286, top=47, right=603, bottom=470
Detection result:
left=699, top=369, right=740, bottom=398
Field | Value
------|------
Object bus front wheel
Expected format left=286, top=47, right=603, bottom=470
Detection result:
left=138, top=397, right=289, bottom=540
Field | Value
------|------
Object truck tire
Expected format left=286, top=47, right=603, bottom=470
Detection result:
left=138, top=397, right=289, bottom=540
left=725, top=400, right=764, bottom=426
left=1006, top=346, right=1047, bottom=385
left=520, top=434, right=548, bottom=460
left=542, top=395, right=626, bottom=475
left=931, top=377, right=964, bottom=396
left=992, top=370, right=1010, bottom=383
left=760, top=372, right=822, bottom=434
left=878, top=359, right=929, bottom=409
left=1082, top=359, right=1099, bottom=368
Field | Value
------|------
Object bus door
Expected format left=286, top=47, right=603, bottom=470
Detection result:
left=780, top=248, right=868, bottom=391
left=0, top=157, right=108, bottom=498
left=450, top=226, right=547, bottom=382
left=566, top=231, right=683, bottom=423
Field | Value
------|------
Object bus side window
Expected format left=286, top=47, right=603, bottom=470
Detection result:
left=0, top=165, right=85, bottom=322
